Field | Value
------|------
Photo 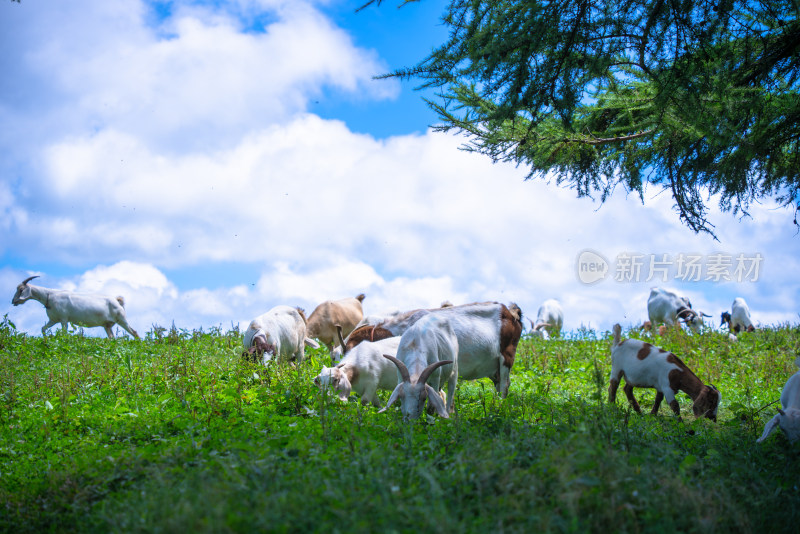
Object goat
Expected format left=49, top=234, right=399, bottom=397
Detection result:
left=306, top=294, right=366, bottom=351
left=528, top=298, right=563, bottom=340
left=720, top=297, right=755, bottom=334
left=647, top=287, right=710, bottom=333
left=333, top=308, right=432, bottom=359
left=609, top=324, right=720, bottom=421
left=337, top=301, right=523, bottom=398
left=379, top=314, right=456, bottom=420
left=11, top=275, right=139, bottom=339
left=242, top=305, right=320, bottom=364
left=313, top=336, right=401, bottom=407
left=330, top=309, right=406, bottom=362
left=757, top=357, right=800, bottom=443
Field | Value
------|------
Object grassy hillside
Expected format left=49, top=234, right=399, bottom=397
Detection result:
left=1, top=316, right=799, bottom=533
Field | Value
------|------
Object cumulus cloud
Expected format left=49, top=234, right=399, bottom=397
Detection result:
left=0, top=0, right=797, bottom=338
left=1, top=0, right=394, bottom=151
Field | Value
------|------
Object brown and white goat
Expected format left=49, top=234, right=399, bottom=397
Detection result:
left=313, top=336, right=401, bottom=407
left=609, top=324, right=720, bottom=421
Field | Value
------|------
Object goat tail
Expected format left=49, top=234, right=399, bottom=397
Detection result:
left=295, top=307, right=308, bottom=324
left=355, top=293, right=366, bottom=302
left=508, top=302, right=523, bottom=323
left=116, top=296, right=126, bottom=308
left=612, top=323, right=622, bottom=346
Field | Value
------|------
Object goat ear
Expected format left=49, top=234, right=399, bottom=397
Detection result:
left=378, top=383, right=404, bottom=414
left=337, top=373, right=352, bottom=402
left=692, top=389, right=710, bottom=416
left=757, top=414, right=781, bottom=443
left=425, top=385, right=449, bottom=418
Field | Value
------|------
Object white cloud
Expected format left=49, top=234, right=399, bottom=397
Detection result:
left=0, top=0, right=797, bottom=340
left=1, top=0, right=396, bottom=155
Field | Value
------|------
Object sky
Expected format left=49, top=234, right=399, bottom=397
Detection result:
left=1, top=0, right=798, bottom=339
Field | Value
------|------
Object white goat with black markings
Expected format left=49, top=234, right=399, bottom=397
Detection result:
left=757, top=357, right=800, bottom=443
left=647, top=287, right=710, bottom=333
left=721, top=297, right=755, bottom=334
left=528, top=299, right=563, bottom=340
left=11, top=275, right=139, bottom=339
left=609, top=324, right=721, bottom=421
left=242, top=305, right=319, bottom=364
left=313, top=336, right=401, bottom=407
left=379, top=314, right=457, bottom=420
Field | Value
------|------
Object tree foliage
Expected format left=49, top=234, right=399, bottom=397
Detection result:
left=365, top=0, right=800, bottom=236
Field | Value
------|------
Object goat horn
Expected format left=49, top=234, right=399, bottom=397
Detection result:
left=383, top=354, right=410, bottom=383
left=336, top=324, right=346, bottom=351
left=22, top=275, right=39, bottom=285
left=418, top=360, right=453, bottom=387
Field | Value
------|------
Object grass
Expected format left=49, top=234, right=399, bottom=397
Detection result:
left=1, top=316, right=799, bottom=533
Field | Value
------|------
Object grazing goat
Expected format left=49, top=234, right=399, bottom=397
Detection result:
left=757, top=357, right=800, bottom=443
left=242, top=305, right=319, bottom=364
left=609, top=324, right=720, bottom=421
left=330, top=309, right=406, bottom=362
left=720, top=297, right=755, bottom=334
left=337, top=301, right=523, bottom=398
left=647, top=287, right=709, bottom=333
left=11, top=275, right=139, bottom=339
left=314, top=336, right=401, bottom=407
left=528, top=298, right=563, bottom=340
left=306, top=294, right=366, bottom=351
left=380, top=314, right=456, bottom=420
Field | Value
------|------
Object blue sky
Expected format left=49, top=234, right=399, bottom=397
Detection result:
left=1, top=0, right=798, bottom=338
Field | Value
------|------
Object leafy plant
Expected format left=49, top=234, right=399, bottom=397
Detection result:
left=1, top=321, right=799, bottom=533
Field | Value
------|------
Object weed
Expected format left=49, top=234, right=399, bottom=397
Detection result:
left=1, top=323, right=799, bottom=533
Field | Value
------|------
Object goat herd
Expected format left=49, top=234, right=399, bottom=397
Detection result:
left=10, top=276, right=800, bottom=442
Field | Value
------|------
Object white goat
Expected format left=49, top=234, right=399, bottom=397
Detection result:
left=647, top=287, right=709, bottom=333
left=720, top=297, right=755, bottom=334
left=757, top=357, right=800, bottom=443
left=314, top=336, right=401, bottom=407
left=336, top=301, right=523, bottom=398
left=528, top=299, right=563, bottom=340
left=11, top=275, right=139, bottom=339
left=306, top=293, right=366, bottom=351
left=242, top=305, right=319, bottom=364
left=380, top=314, right=457, bottom=420
left=609, top=324, right=721, bottom=421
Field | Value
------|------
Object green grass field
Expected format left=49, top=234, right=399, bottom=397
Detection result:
left=1, top=316, right=799, bottom=533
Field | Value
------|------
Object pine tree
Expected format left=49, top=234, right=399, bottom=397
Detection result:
left=364, top=0, right=800, bottom=236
